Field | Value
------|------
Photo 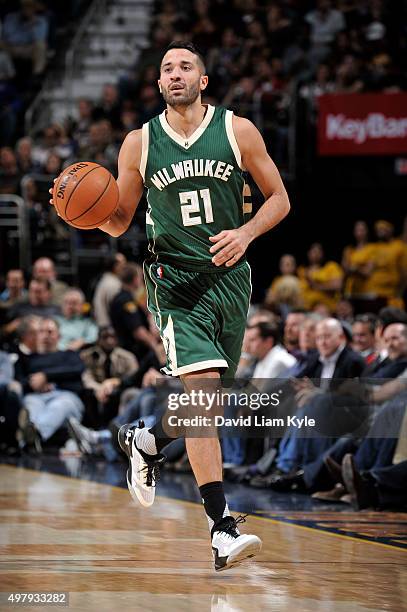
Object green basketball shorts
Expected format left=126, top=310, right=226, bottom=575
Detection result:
left=143, top=260, right=251, bottom=379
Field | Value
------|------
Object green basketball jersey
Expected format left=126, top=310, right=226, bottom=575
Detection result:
left=141, top=105, right=247, bottom=272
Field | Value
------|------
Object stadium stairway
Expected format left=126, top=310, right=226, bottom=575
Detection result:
left=26, top=0, right=154, bottom=132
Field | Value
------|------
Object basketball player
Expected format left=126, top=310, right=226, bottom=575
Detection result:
left=54, top=42, right=290, bottom=571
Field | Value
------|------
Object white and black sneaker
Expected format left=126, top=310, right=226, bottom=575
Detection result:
left=211, top=515, right=262, bottom=571
left=118, top=421, right=166, bottom=508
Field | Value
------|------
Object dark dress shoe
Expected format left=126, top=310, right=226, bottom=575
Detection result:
left=224, top=465, right=252, bottom=483
left=249, top=468, right=287, bottom=488
left=17, top=407, right=42, bottom=453
left=312, top=483, right=347, bottom=502
left=341, top=453, right=378, bottom=510
left=269, top=470, right=307, bottom=493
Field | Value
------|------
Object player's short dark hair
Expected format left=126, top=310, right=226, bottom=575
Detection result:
left=161, top=41, right=206, bottom=73
left=248, top=321, right=281, bottom=344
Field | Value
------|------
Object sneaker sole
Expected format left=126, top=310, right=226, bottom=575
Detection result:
left=215, top=538, right=262, bottom=572
left=126, top=470, right=155, bottom=508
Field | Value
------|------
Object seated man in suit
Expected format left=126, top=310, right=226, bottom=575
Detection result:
left=269, top=323, right=407, bottom=492
left=252, top=318, right=365, bottom=489
left=365, top=322, right=407, bottom=380
left=311, top=368, right=407, bottom=505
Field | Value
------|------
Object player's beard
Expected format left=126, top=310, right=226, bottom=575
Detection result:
left=162, top=79, right=201, bottom=108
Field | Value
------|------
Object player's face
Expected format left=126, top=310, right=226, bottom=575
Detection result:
left=159, top=49, right=208, bottom=108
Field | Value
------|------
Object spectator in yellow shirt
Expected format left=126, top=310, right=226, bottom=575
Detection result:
left=298, top=243, right=344, bottom=313
left=342, top=220, right=370, bottom=298
left=350, top=221, right=407, bottom=309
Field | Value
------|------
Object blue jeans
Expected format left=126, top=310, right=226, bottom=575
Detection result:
left=24, top=390, right=84, bottom=441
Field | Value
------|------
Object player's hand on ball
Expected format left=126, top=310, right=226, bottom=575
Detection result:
left=49, top=179, right=57, bottom=211
left=209, top=227, right=251, bottom=267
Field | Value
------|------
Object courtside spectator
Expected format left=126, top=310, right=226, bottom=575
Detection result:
left=15, top=137, right=39, bottom=174
left=341, top=220, right=370, bottom=299
left=4, top=279, right=60, bottom=339
left=0, top=269, right=26, bottom=306
left=13, top=316, right=41, bottom=382
left=57, top=288, right=98, bottom=351
left=110, top=263, right=158, bottom=359
left=72, top=99, right=94, bottom=151
left=92, top=252, right=126, bottom=327
left=352, top=314, right=377, bottom=364
left=298, top=243, right=344, bottom=313
left=283, top=310, right=307, bottom=356
left=265, top=254, right=304, bottom=314
left=32, top=257, right=69, bottom=306
left=16, top=317, right=84, bottom=450
left=80, top=326, right=138, bottom=420
left=246, top=321, right=296, bottom=384
left=335, top=298, right=354, bottom=324
left=348, top=221, right=407, bottom=311
left=369, top=323, right=407, bottom=380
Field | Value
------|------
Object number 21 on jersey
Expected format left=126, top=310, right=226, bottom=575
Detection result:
left=179, top=189, right=213, bottom=227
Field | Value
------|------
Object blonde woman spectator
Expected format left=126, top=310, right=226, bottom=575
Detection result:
left=265, top=254, right=304, bottom=314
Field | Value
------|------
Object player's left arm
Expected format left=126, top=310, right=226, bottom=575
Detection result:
left=210, top=116, right=290, bottom=267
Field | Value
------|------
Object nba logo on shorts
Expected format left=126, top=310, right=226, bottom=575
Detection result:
left=156, top=266, right=164, bottom=279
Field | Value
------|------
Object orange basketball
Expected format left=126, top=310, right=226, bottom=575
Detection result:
left=53, top=162, right=119, bottom=229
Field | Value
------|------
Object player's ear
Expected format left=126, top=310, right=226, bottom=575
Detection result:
left=200, top=75, right=208, bottom=91
left=158, top=80, right=162, bottom=93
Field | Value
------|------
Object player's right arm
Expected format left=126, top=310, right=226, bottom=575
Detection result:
left=99, top=129, right=145, bottom=237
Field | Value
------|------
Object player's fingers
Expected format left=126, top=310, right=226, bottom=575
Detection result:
left=209, top=230, right=228, bottom=242
left=209, top=235, right=232, bottom=253
left=213, top=246, right=239, bottom=266
left=225, top=252, right=241, bottom=267
left=212, top=243, right=236, bottom=261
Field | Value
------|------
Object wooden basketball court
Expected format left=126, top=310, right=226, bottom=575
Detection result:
left=0, top=464, right=406, bottom=611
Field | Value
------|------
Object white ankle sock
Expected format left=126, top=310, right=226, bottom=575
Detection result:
left=135, top=427, right=158, bottom=455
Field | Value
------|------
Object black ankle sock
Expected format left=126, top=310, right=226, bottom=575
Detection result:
left=199, top=481, right=230, bottom=535
left=149, top=417, right=176, bottom=453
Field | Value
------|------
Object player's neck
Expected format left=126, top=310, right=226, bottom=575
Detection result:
left=165, top=101, right=207, bottom=139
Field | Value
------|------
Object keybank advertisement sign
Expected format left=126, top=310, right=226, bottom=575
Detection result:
left=318, top=92, right=407, bottom=155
